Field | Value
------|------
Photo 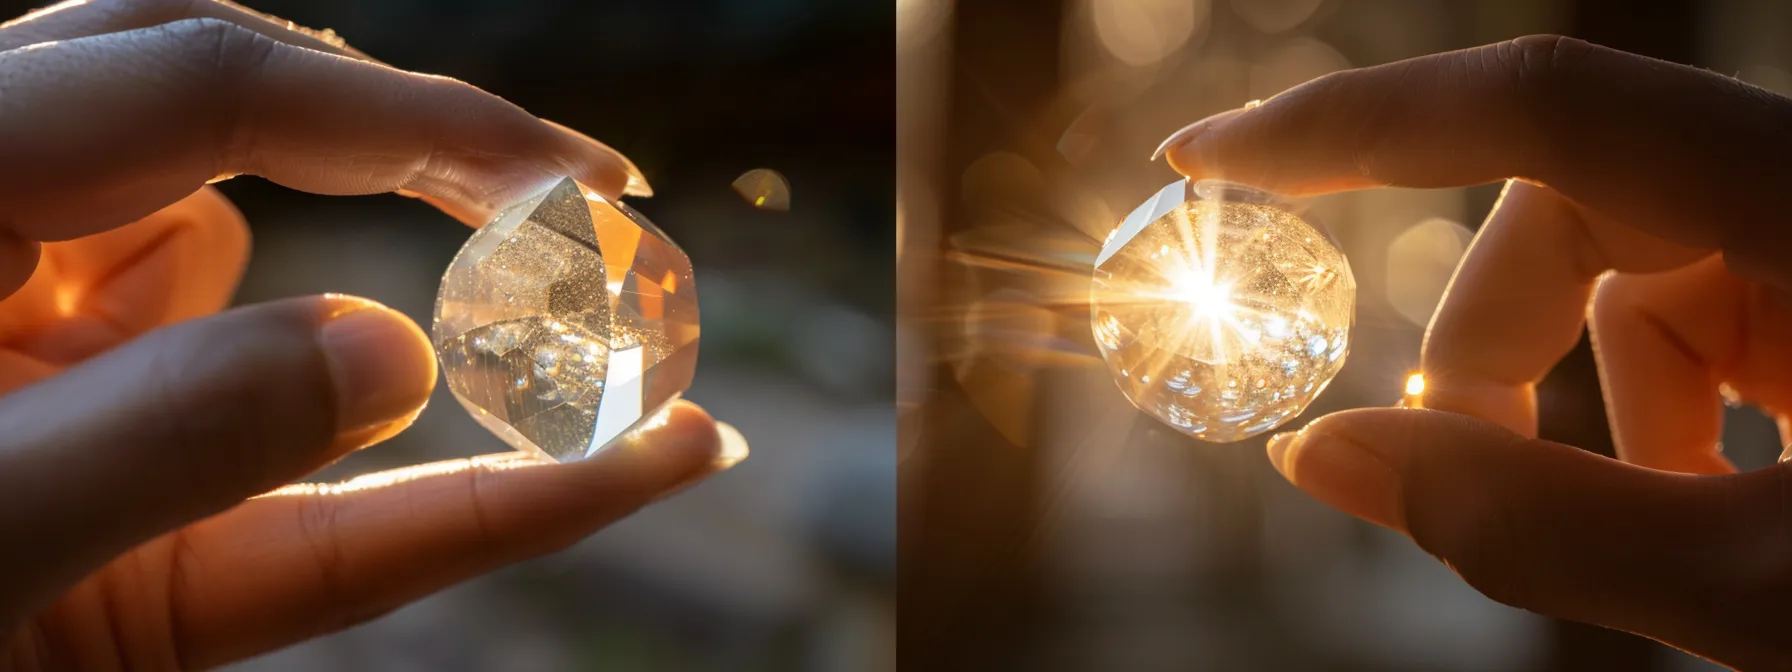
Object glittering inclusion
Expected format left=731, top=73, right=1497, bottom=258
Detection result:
left=1091, top=180, right=1354, bottom=442
left=433, top=178, right=699, bottom=462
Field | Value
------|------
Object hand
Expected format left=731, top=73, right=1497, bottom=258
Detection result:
left=0, top=1, right=742, bottom=669
left=1160, top=35, right=1792, bottom=669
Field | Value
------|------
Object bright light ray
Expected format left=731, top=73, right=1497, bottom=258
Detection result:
left=1088, top=179, right=1356, bottom=442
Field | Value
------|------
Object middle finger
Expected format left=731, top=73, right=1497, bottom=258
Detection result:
left=1419, top=181, right=1705, bottom=436
left=0, top=186, right=249, bottom=365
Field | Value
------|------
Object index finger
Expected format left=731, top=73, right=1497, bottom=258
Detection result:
left=0, top=0, right=377, bottom=60
left=1161, top=34, right=1792, bottom=289
left=0, top=18, right=641, bottom=237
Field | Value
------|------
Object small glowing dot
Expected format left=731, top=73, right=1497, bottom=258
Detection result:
left=732, top=168, right=790, bottom=211
left=53, top=284, right=80, bottom=317
left=1140, top=374, right=1151, bottom=383
left=1405, top=373, right=1426, bottom=396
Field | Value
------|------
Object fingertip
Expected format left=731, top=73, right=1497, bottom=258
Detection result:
left=642, top=413, right=747, bottom=505
left=620, top=400, right=724, bottom=470
left=1269, top=420, right=1407, bottom=531
left=1157, top=106, right=1252, bottom=174
left=714, top=420, right=751, bottom=470
left=540, top=119, right=651, bottom=200
left=314, top=295, right=437, bottom=450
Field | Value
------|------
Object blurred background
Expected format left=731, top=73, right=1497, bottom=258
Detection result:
left=899, top=0, right=1789, bottom=670
left=3, top=0, right=892, bottom=668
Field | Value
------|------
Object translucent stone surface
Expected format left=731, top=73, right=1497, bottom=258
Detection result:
left=1091, top=179, right=1355, bottom=442
left=433, top=178, right=699, bottom=462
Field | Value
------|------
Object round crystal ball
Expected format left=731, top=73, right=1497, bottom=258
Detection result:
left=1090, top=179, right=1355, bottom=442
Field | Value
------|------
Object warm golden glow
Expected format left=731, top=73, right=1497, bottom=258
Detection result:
left=1386, top=217, right=1472, bottom=326
left=52, top=283, right=80, bottom=317
left=263, top=453, right=545, bottom=498
left=1091, top=180, right=1356, bottom=442
left=1086, top=0, right=1207, bottom=66
left=1405, top=372, right=1426, bottom=396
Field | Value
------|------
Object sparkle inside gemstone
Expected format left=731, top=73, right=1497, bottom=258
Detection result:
left=1090, top=179, right=1355, bottom=443
left=433, top=178, right=699, bottom=462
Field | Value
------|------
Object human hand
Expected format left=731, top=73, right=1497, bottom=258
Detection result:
left=1159, top=35, right=1792, bottom=669
left=0, top=1, right=742, bottom=669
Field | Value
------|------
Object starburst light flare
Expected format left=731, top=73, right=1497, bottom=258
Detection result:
left=1090, top=179, right=1356, bottom=442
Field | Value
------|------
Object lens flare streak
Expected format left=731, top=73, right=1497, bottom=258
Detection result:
left=1090, top=179, right=1355, bottom=442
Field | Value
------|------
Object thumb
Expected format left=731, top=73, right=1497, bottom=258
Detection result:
left=1268, top=408, right=1791, bottom=670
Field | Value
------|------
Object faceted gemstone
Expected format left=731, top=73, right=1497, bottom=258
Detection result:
left=433, top=178, right=699, bottom=462
left=1091, top=179, right=1355, bottom=442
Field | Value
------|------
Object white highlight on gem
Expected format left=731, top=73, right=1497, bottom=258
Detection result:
left=1090, top=179, right=1356, bottom=442
left=588, top=345, right=645, bottom=459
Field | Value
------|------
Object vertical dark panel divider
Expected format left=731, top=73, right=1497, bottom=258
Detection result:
left=900, top=0, right=1064, bottom=668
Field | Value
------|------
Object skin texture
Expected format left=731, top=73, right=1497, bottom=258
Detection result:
left=1159, top=35, right=1792, bottom=669
left=0, top=2, right=738, bottom=669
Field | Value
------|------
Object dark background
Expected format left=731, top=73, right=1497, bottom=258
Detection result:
left=0, top=0, right=895, bottom=669
left=901, top=0, right=1786, bottom=670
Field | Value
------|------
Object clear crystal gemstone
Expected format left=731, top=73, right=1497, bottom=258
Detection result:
left=433, top=178, right=699, bottom=462
left=1091, top=179, right=1355, bottom=443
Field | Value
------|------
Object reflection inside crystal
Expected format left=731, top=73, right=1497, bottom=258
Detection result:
left=433, top=178, right=699, bottom=462
left=1090, top=179, right=1355, bottom=442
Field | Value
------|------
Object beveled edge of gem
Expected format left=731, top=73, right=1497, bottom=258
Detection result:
left=575, top=182, right=685, bottom=253
left=1189, top=179, right=1283, bottom=206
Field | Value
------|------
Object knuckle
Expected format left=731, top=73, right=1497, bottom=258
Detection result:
left=1490, top=34, right=1592, bottom=171
left=153, top=17, right=282, bottom=167
left=1589, top=272, right=1639, bottom=320
left=162, top=529, right=204, bottom=668
left=463, top=462, right=506, bottom=550
left=157, top=17, right=269, bottom=70
left=293, top=495, right=352, bottom=607
left=1501, top=34, right=1585, bottom=88
left=104, top=0, right=202, bottom=23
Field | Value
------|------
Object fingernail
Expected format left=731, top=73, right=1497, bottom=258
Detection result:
left=652, top=421, right=750, bottom=503
left=542, top=119, right=652, bottom=198
left=1151, top=104, right=1255, bottom=161
left=1267, top=427, right=1406, bottom=531
left=317, top=299, right=438, bottom=435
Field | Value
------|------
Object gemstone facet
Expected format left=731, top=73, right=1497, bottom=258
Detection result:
left=433, top=178, right=699, bottom=462
left=1091, top=179, right=1355, bottom=443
